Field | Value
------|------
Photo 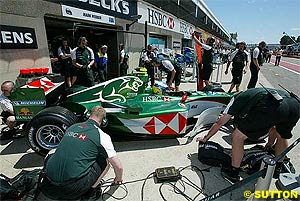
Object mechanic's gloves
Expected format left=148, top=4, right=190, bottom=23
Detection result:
left=81, top=64, right=88, bottom=70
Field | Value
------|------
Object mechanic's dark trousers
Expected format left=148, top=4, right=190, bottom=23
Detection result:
left=267, top=55, right=271, bottom=63
left=97, top=69, right=106, bottom=83
left=77, top=68, right=95, bottom=87
left=145, top=64, right=155, bottom=87
left=275, top=56, right=281, bottom=66
left=247, top=63, right=259, bottom=89
left=40, top=156, right=107, bottom=200
left=120, top=63, right=128, bottom=76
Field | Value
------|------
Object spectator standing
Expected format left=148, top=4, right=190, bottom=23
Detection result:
left=247, top=41, right=266, bottom=89
left=119, top=43, right=129, bottom=76
left=40, top=106, right=123, bottom=200
left=266, top=50, right=273, bottom=63
left=58, top=39, right=74, bottom=88
left=225, top=42, right=248, bottom=92
left=95, top=45, right=108, bottom=82
left=263, top=47, right=269, bottom=63
left=275, top=48, right=284, bottom=66
left=71, top=37, right=95, bottom=87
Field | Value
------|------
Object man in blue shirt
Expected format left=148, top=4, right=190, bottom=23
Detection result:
left=95, top=45, right=108, bottom=83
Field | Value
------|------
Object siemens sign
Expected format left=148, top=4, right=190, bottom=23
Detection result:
left=0, top=25, right=38, bottom=49
left=46, top=0, right=137, bottom=19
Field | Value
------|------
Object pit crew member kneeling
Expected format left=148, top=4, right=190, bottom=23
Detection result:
left=40, top=106, right=123, bottom=200
left=152, top=57, right=181, bottom=91
left=196, top=88, right=299, bottom=183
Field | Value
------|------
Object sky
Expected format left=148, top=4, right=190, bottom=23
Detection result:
left=204, top=0, right=300, bottom=44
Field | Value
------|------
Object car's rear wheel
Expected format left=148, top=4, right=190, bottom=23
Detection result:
left=26, top=106, right=78, bottom=155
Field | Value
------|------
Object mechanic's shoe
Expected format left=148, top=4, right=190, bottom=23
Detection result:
left=0, top=132, right=12, bottom=140
left=81, top=186, right=102, bottom=201
left=221, top=166, right=240, bottom=183
left=273, top=162, right=283, bottom=179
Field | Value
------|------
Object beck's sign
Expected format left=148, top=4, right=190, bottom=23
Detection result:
left=0, top=25, right=38, bottom=49
left=62, top=5, right=115, bottom=25
left=138, top=2, right=195, bottom=39
left=46, top=0, right=137, bottom=20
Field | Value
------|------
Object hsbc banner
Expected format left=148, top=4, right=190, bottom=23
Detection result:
left=138, top=2, right=195, bottom=39
left=0, top=25, right=38, bottom=49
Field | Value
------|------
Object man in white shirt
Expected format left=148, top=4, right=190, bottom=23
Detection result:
left=0, top=81, right=16, bottom=138
left=247, top=41, right=266, bottom=89
left=275, top=48, right=284, bottom=66
left=152, top=58, right=181, bottom=91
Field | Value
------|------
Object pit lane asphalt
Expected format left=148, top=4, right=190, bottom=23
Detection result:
left=0, top=59, right=299, bottom=200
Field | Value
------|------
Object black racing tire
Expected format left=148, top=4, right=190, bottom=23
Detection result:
left=26, top=106, right=79, bottom=155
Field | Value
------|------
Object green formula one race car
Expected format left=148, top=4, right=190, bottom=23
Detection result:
left=8, top=74, right=233, bottom=155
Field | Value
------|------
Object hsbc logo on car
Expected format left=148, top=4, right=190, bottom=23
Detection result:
left=147, top=8, right=175, bottom=29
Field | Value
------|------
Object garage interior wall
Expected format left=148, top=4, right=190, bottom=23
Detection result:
left=0, top=13, right=50, bottom=84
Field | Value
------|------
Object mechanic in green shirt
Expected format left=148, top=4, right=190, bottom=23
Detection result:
left=41, top=106, right=123, bottom=200
left=196, top=88, right=300, bottom=183
left=71, top=36, right=95, bottom=87
left=225, top=42, right=248, bottom=93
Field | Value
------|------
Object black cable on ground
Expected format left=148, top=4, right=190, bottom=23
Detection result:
left=141, top=172, right=155, bottom=201
left=100, top=172, right=155, bottom=201
left=159, top=181, right=194, bottom=201
left=158, top=165, right=209, bottom=201
left=100, top=165, right=209, bottom=201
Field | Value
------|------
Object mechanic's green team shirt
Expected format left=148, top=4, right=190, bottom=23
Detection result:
left=46, top=119, right=116, bottom=183
left=224, top=88, right=300, bottom=139
left=72, top=46, right=94, bottom=65
left=202, top=48, right=214, bottom=68
left=230, top=50, right=247, bottom=71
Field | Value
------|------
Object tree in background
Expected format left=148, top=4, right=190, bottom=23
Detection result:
left=280, top=35, right=295, bottom=45
left=296, top=36, right=300, bottom=43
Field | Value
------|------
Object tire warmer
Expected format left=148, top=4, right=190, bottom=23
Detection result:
left=195, top=34, right=203, bottom=91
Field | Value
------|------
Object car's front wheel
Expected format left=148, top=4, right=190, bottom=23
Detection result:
left=26, top=106, right=78, bottom=155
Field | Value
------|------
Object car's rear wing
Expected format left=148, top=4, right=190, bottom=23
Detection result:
left=11, top=75, right=65, bottom=122
left=10, top=88, right=46, bottom=122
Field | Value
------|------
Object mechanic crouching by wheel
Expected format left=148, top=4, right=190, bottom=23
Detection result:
left=0, top=81, right=23, bottom=139
left=40, top=106, right=123, bottom=200
left=196, top=88, right=300, bottom=183
left=152, top=57, right=181, bottom=91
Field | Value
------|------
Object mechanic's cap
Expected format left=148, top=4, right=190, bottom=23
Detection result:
left=259, top=41, right=266, bottom=47
left=239, top=41, right=246, bottom=46
left=101, top=45, right=108, bottom=49
left=147, top=44, right=153, bottom=50
left=206, top=37, right=215, bottom=45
